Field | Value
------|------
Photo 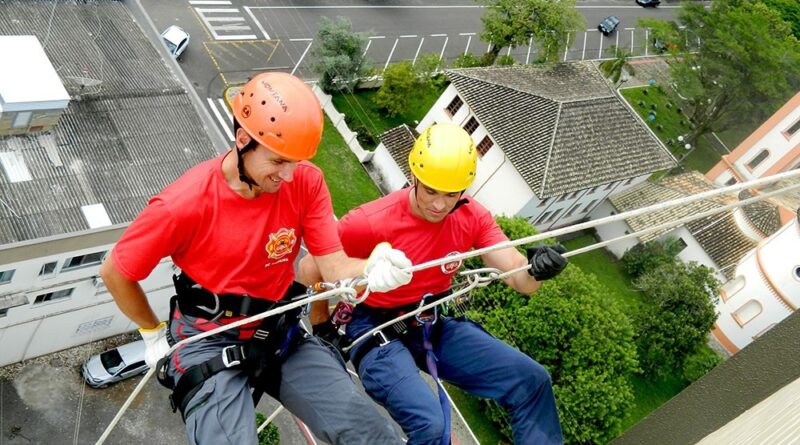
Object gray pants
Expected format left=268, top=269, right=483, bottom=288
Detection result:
left=168, top=314, right=402, bottom=445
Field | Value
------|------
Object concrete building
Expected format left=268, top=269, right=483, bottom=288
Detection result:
left=371, top=63, right=676, bottom=230
left=0, top=1, right=217, bottom=367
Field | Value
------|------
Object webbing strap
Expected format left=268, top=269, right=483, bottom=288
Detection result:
left=422, top=321, right=451, bottom=445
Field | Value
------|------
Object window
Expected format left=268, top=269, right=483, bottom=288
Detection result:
left=725, top=177, right=737, bottom=186
left=39, top=261, right=57, bottom=277
left=785, top=118, right=800, bottom=137
left=535, top=211, right=552, bottom=224
left=445, top=95, right=463, bottom=117
left=538, top=198, right=551, bottom=208
left=720, top=276, right=746, bottom=302
left=676, top=237, right=688, bottom=251
left=0, top=308, right=8, bottom=318
left=33, top=288, right=74, bottom=305
left=12, top=111, right=32, bottom=128
left=477, top=135, right=493, bottom=157
left=63, top=251, right=106, bottom=270
left=564, top=205, right=579, bottom=218
left=746, top=149, right=769, bottom=170
left=732, top=300, right=762, bottom=326
left=0, top=269, right=14, bottom=285
left=582, top=199, right=598, bottom=214
left=604, top=182, right=615, bottom=191
left=546, top=209, right=563, bottom=223
left=463, top=117, right=479, bottom=135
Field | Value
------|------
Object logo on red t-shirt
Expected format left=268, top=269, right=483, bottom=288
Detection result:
left=265, top=227, right=297, bottom=260
left=441, top=251, right=463, bottom=275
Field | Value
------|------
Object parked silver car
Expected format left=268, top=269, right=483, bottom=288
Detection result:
left=161, top=25, right=190, bottom=59
left=82, top=340, right=149, bottom=388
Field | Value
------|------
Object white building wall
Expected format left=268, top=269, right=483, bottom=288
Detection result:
left=591, top=200, right=636, bottom=258
left=725, top=106, right=800, bottom=184
left=371, top=144, right=409, bottom=192
left=0, top=244, right=174, bottom=366
left=469, top=159, right=533, bottom=217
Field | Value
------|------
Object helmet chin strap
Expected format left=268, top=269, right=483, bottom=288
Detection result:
left=234, top=121, right=260, bottom=190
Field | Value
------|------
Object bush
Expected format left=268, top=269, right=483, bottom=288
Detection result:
left=642, top=89, right=649, bottom=95
left=622, top=237, right=685, bottom=278
left=451, top=52, right=483, bottom=68
left=255, top=412, right=280, bottom=445
left=638, top=100, right=646, bottom=107
left=375, top=60, right=417, bottom=117
left=682, top=346, right=723, bottom=383
left=496, top=54, right=515, bottom=66
left=650, top=103, right=658, bottom=110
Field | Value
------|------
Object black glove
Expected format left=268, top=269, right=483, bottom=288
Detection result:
left=526, top=243, right=568, bottom=281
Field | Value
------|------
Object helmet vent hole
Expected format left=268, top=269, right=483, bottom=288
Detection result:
left=249, top=93, right=254, bottom=97
left=276, top=132, right=282, bottom=137
left=259, top=131, right=264, bottom=136
left=271, top=117, right=276, bottom=122
left=240, top=91, right=244, bottom=96
left=261, top=100, right=266, bottom=105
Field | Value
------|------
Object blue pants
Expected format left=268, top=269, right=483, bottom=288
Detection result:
left=168, top=313, right=403, bottom=445
left=347, top=309, right=563, bottom=445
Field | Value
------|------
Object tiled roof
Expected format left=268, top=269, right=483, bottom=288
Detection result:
left=738, top=190, right=781, bottom=237
left=446, top=63, right=675, bottom=198
left=379, top=124, right=418, bottom=182
left=0, top=1, right=217, bottom=245
left=609, top=172, right=757, bottom=279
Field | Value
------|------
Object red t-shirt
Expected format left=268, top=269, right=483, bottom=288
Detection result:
left=112, top=152, right=342, bottom=301
left=338, top=188, right=508, bottom=308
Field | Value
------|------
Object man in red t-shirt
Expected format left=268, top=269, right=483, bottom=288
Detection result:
left=299, top=123, right=568, bottom=445
left=100, top=73, right=409, bottom=445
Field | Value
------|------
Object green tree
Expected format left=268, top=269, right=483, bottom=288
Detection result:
left=477, top=0, right=584, bottom=62
left=633, top=261, right=720, bottom=377
left=640, top=0, right=800, bottom=143
left=312, top=17, right=370, bottom=93
left=466, top=216, right=639, bottom=444
left=255, top=412, right=280, bottom=445
left=621, top=237, right=685, bottom=278
left=761, top=0, right=800, bottom=39
left=598, top=46, right=636, bottom=87
left=451, top=52, right=484, bottom=68
left=412, top=53, right=447, bottom=92
left=375, top=60, right=418, bottom=117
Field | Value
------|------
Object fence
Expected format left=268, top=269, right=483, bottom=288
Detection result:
left=312, top=85, right=375, bottom=162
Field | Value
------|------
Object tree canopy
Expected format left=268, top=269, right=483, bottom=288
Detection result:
left=311, top=17, right=370, bottom=93
left=477, top=0, right=584, bottom=62
left=640, top=0, right=800, bottom=143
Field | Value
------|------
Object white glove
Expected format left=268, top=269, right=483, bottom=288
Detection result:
left=139, top=321, right=171, bottom=369
left=365, top=242, right=413, bottom=292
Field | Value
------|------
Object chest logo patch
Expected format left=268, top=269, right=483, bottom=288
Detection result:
left=265, top=227, right=296, bottom=260
left=441, top=251, right=463, bottom=275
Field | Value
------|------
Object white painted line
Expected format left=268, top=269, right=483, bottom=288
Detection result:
left=368, top=35, right=386, bottom=39
left=217, top=98, right=233, bottom=124
left=526, top=36, right=532, bottom=64
left=630, top=29, right=635, bottom=53
left=247, top=4, right=678, bottom=9
left=189, top=0, right=231, bottom=4
left=384, top=38, right=399, bottom=71
left=205, top=17, right=249, bottom=22
left=624, top=27, right=635, bottom=31
left=598, top=31, right=603, bottom=59
left=430, top=33, right=447, bottom=37
left=362, top=39, right=372, bottom=57
left=290, top=38, right=313, bottom=42
left=506, top=46, right=511, bottom=56
left=213, top=34, right=257, bottom=40
left=615, top=31, right=620, bottom=54
left=464, top=35, right=472, bottom=56
left=207, top=98, right=235, bottom=141
left=581, top=32, right=587, bottom=60
left=439, top=36, right=449, bottom=62
left=399, top=34, right=417, bottom=38
left=563, top=32, right=571, bottom=62
left=292, top=40, right=313, bottom=76
left=487, top=43, right=492, bottom=53
left=645, top=28, right=649, bottom=56
left=243, top=6, right=270, bottom=39
left=195, top=7, right=240, bottom=13
left=413, top=37, right=424, bottom=65
left=459, top=32, right=476, bottom=36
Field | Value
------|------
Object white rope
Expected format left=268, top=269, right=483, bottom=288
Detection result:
left=94, top=286, right=358, bottom=445
left=258, top=406, right=283, bottom=434
left=406, top=168, right=800, bottom=274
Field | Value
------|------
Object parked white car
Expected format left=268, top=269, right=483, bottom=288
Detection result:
left=82, top=340, right=149, bottom=388
left=161, top=25, right=190, bottom=59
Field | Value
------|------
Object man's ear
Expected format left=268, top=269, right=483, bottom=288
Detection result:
left=235, top=127, right=251, bottom=150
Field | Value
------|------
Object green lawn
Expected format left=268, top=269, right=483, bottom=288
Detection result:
left=315, top=115, right=382, bottom=217
left=331, top=85, right=446, bottom=149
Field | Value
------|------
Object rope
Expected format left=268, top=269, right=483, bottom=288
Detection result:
left=258, top=406, right=283, bottom=434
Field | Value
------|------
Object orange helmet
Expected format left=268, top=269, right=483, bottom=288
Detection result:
left=231, top=72, right=323, bottom=161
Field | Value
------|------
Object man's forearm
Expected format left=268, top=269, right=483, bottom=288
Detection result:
left=100, top=257, right=160, bottom=329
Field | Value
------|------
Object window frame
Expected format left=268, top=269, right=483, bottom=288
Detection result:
left=463, top=117, right=479, bottom=135
left=62, top=251, right=106, bottom=271
left=783, top=117, right=800, bottom=139
left=445, top=95, right=463, bottom=117
left=0, top=269, right=14, bottom=285
left=746, top=149, right=769, bottom=171
left=476, top=135, right=493, bottom=157
left=32, top=287, right=74, bottom=305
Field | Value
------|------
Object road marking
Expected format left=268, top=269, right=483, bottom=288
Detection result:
left=413, top=37, right=424, bottom=65
left=459, top=32, right=476, bottom=36
left=369, top=36, right=386, bottom=39
left=290, top=38, right=313, bottom=42
left=464, top=35, right=472, bottom=55
left=189, top=0, right=230, bottom=4
left=385, top=38, right=399, bottom=71
left=362, top=39, right=372, bottom=57
left=615, top=31, right=620, bottom=54
left=207, top=98, right=235, bottom=141
left=598, top=31, right=603, bottom=59
left=439, top=36, right=449, bottom=62
left=526, top=36, right=533, bottom=64
left=631, top=29, right=635, bottom=53
left=563, top=32, right=571, bottom=61
left=246, top=4, right=679, bottom=9
left=430, top=33, right=447, bottom=37
left=399, top=34, right=417, bottom=38
left=243, top=6, right=270, bottom=39
left=195, top=7, right=239, bottom=13
left=292, top=40, right=313, bottom=76
left=217, top=98, right=233, bottom=124
left=644, top=28, right=649, bottom=56
left=581, top=31, right=588, bottom=60
left=195, top=7, right=257, bottom=40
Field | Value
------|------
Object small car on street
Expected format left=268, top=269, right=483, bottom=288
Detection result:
left=161, top=25, right=190, bottom=59
left=598, top=16, right=621, bottom=37
left=82, top=340, right=149, bottom=388
left=636, top=0, right=661, bottom=7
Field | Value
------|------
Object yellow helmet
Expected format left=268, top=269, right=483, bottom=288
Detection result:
left=409, top=123, right=477, bottom=192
